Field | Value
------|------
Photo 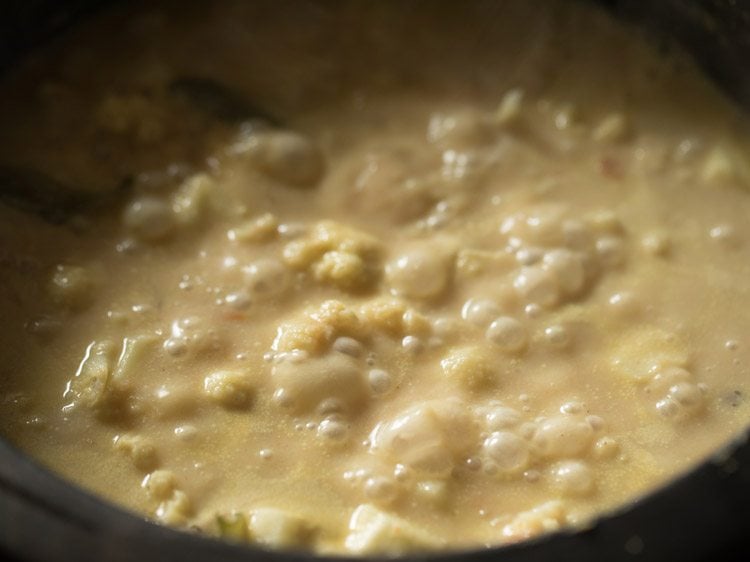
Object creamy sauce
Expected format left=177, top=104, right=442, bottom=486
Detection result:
left=1, top=0, right=749, bottom=555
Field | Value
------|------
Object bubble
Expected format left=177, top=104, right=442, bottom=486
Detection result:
left=224, top=290, right=251, bottom=310
left=462, top=298, right=502, bottom=327
left=514, top=266, right=559, bottom=307
left=503, top=205, right=567, bottom=248
left=318, top=417, right=349, bottom=442
left=386, top=245, right=451, bottom=299
left=544, top=325, right=571, bottom=349
left=673, top=138, right=703, bottom=162
left=272, top=388, right=292, bottom=408
left=533, top=415, right=594, bottom=458
left=551, top=460, right=594, bottom=496
left=586, top=415, right=605, bottom=431
left=542, top=249, right=585, bottom=295
left=174, top=425, right=197, bottom=441
left=656, top=381, right=705, bottom=420
left=277, top=222, right=306, bottom=239
left=221, top=256, right=239, bottom=269
left=180, top=316, right=201, bottom=329
left=647, top=366, right=692, bottom=395
left=364, top=476, right=398, bottom=504
left=276, top=349, right=309, bottom=364
left=402, top=335, right=424, bottom=354
left=483, top=431, right=529, bottom=473
left=123, top=196, right=175, bottom=242
left=607, top=291, right=640, bottom=317
left=415, top=480, right=447, bottom=505
left=433, top=317, right=460, bottom=338
left=641, top=233, right=671, bottom=257
left=393, top=464, right=410, bottom=481
left=427, top=109, right=493, bottom=149
left=484, top=406, right=522, bottom=431
left=242, top=258, right=289, bottom=299
left=368, top=369, right=392, bottom=394
left=524, top=303, right=542, bottom=318
left=516, top=247, right=544, bottom=266
left=441, top=150, right=473, bottom=181
left=317, top=398, right=344, bottom=415
left=333, top=337, right=364, bottom=357
left=594, top=436, right=619, bottom=459
left=655, top=398, right=678, bottom=417
left=559, top=401, right=584, bottom=415
left=709, top=224, right=738, bottom=247
left=554, top=107, right=574, bottom=130
left=163, top=337, right=188, bottom=357
left=596, top=236, right=625, bottom=267
left=486, top=317, right=527, bottom=352
left=244, top=130, right=324, bottom=186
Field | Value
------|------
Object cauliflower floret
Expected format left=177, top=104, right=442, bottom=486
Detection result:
left=272, top=300, right=367, bottom=355
left=282, top=221, right=381, bottom=291
left=358, top=298, right=408, bottom=336
left=501, top=501, right=568, bottom=543
left=345, top=504, right=444, bottom=555
left=203, top=370, right=254, bottom=409
left=156, top=490, right=192, bottom=526
left=314, top=250, right=370, bottom=289
left=229, top=213, right=279, bottom=243
left=113, top=433, right=158, bottom=472
left=172, top=173, right=216, bottom=226
left=142, top=469, right=176, bottom=500
left=357, top=298, right=431, bottom=338
left=250, top=508, right=314, bottom=549
left=441, top=345, right=500, bottom=391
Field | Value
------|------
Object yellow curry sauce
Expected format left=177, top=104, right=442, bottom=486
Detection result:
left=0, top=0, right=749, bottom=555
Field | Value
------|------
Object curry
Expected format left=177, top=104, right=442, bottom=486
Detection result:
left=0, top=0, right=749, bottom=555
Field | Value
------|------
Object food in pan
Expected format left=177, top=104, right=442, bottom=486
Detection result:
left=0, top=0, right=749, bottom=555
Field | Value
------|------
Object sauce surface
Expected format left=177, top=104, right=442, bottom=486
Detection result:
left=0, top=0, right=749, bottom=555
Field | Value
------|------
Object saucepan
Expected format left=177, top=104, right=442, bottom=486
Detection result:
left=0, top=1, right=748, bottom=560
